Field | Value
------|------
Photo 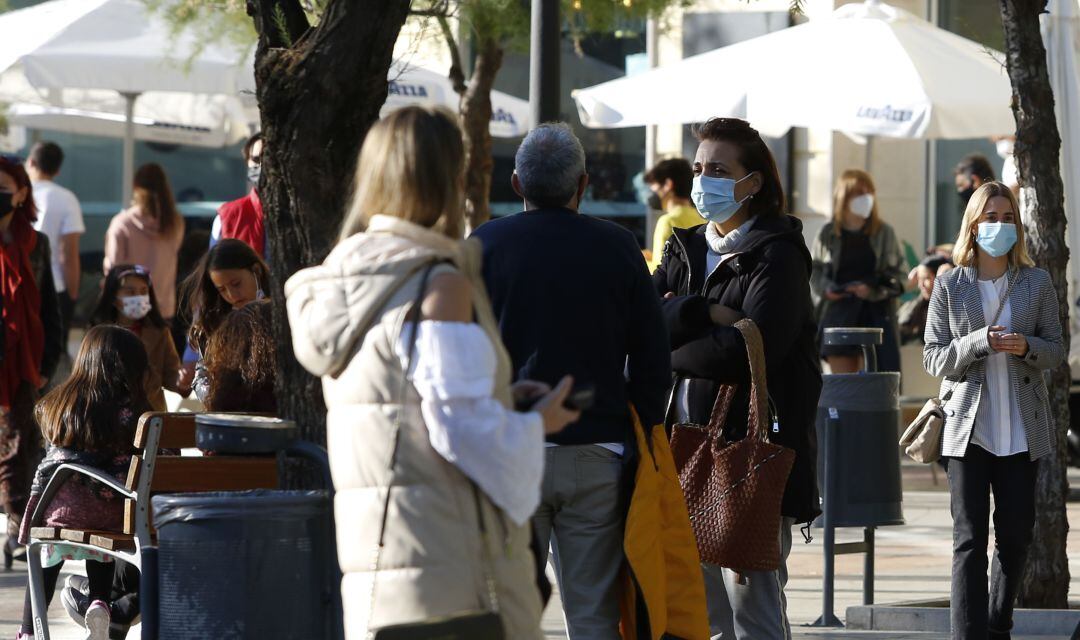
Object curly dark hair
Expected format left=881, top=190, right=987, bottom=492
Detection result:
left=693, top=117, right=786, bottom=218
left=203, top=300, right=277, bottom=413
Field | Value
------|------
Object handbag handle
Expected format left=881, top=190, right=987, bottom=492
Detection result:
left=706, top=318, right=770, bottom=443
left=944, top=268, right=1018, bottom=402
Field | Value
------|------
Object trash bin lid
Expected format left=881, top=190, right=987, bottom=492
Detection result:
left=153, top=489, right=327, bottom=527
left=823, top=327, right=883, bottom=346
left=196, top=414, right=298, bottom=454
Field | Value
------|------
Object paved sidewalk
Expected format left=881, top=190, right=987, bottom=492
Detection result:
left=5, top=462, right=1080, bottom=638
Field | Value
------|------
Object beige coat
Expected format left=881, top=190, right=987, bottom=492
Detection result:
left=285, top=216, right=542, bottom=639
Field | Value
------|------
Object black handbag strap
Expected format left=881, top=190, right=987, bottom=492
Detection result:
left=944, top=268, right=1017, bottom=401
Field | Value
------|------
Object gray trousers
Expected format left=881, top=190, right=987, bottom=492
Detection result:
left=703, top=516, right=796, bottom=640
left=533, top=445, right=625, bottom=640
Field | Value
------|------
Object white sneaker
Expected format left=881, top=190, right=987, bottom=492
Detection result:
left=66, top=574, right=89, bottom=595
left=83, top=600, right=110, bottom=640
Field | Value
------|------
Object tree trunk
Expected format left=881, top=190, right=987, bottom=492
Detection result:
left=461, top=37, right=504, bottom=231
left=999, top=0, right=1072, bottom=608
left=249, top=0, right=411, bottom=449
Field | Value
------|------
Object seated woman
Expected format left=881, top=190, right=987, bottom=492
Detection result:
left=202, top=300, right=277, bottom=413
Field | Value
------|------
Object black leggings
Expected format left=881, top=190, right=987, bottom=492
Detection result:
left=21, top=559, right=114, bottom=633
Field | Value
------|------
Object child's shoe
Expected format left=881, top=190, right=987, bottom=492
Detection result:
left=83, top=600, right=110, bottom=640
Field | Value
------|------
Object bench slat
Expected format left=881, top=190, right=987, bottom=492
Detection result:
left=29, top=526, right=59, bottom=540
left=134, top=413, right=197, bottom=450
left=136, top=455, right=279, bottom=493
left=59, top=529, right=92, bottom=543
left=88, top=533, right=136, bottom=552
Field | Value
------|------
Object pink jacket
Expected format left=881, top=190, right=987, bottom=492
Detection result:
left=103, top=206, right=184, bottom=318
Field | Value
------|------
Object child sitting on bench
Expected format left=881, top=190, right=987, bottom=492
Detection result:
left=17, top=325, right=152, bottom=640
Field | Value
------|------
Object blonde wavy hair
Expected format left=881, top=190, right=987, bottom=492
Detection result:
left=952, top=181, right=1034, bottom=268
left=338, top=105, right=466, bottom=243
left=831, top=169, right=881, bottom=236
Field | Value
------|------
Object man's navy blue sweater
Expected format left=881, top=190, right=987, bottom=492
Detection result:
left=472, top=207, right=672, bottom=446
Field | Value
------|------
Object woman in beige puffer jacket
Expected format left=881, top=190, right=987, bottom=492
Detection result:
left=285, top=106, right=579, bottom=639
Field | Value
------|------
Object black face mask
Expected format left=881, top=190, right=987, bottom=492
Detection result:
left=646, top=192, right=663, bottom=210
left=957, top=184, right=976, bottom=206
left=0, top=192, right=13, bottom=217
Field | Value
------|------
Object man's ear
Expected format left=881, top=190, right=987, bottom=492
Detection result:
left=577, top=174, right=590, bottom=201
left=511, top=173, right=525, bottom=199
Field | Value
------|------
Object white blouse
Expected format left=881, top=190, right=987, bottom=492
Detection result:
left=394, top=321, right=545, bottom=526
left=972, top=277, right=1028, bottom=456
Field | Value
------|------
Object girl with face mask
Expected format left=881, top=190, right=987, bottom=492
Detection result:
left=90, top=264, right=190, bottom=411
left=810, top=169, right=906, bottom=374
left=923, top=181, right=1062, bottom=640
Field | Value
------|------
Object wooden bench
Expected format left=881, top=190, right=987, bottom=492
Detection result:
left=26, top=412, right=281, bottom=640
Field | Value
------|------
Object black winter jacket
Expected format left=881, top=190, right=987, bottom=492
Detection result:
left=653, top=215, right=822, bottom=523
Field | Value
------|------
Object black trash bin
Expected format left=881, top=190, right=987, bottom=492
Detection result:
left=815, top=372, right=904, bottom=527
left=152, top=490, right=331, bottom=639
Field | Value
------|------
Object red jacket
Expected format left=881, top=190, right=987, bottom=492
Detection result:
left=218, top=190, right=266, bottom=257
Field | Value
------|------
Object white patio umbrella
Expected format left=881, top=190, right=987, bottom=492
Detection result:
left=0, top=0, right=256, bottom=204
left=385, top=65, right=531, bottom=138
left=0, top=67, right=257, bottom=149
left=573, top=0, right=1014, bottom=141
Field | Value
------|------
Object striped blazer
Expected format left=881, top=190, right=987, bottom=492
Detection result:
left=923, top=266, right=1064, bottom=460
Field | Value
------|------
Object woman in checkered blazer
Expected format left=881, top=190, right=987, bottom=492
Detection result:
left=923, top=181, right=1064, bottom=640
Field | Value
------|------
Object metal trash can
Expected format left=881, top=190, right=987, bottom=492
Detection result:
left=815, top=373, right=904, bottom=527
left=812, top=327, right=904, bottom=627
left=152, top=490, right=331, bottom=639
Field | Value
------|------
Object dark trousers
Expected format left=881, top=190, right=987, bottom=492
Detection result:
left=946, top=444, right=1036, bottom=640
left=1, top=383, right=41, bottom=534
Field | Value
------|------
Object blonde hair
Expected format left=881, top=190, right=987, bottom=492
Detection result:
left=952, top=181, right=1034, bottom=268
left=338, top=106, right=465, bottom=243
left=831, top=169, right=881, bottom=236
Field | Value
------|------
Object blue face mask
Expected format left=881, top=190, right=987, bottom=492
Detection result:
left=976, top=222, right=1017, bottom=258
left=691, top=173, right=754, bottom=224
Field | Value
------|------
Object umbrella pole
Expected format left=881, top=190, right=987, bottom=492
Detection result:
left=865, top=135, right=874, bottom=174
left=121, top=92, right=140, bottom=207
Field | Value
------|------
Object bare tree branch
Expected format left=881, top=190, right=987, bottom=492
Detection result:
left=437, top=14, right=468, bottom=95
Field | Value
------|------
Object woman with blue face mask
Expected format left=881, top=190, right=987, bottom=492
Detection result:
left=810, top=169, right=906, bottom=374
left=923, top=181, right=1063, bottom=640
left=653, top=118, right=821, bottom=640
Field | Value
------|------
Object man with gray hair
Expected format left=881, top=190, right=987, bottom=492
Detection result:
left=472, top=123, right=671, bottom=638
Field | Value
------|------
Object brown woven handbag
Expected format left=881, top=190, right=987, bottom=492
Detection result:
left=669, top=318, right=795, bottom=572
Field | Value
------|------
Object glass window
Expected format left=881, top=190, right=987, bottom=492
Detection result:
left=16, top=131, right=247, bottom=255
left=932, top=0, right=1006, bottom=246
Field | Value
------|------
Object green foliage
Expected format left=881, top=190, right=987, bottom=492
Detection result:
left=144, top=0, right=256, bottom=58
left=564, top=0, right=692, bottom=41
left=272, top=4, right=293, bottom=46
